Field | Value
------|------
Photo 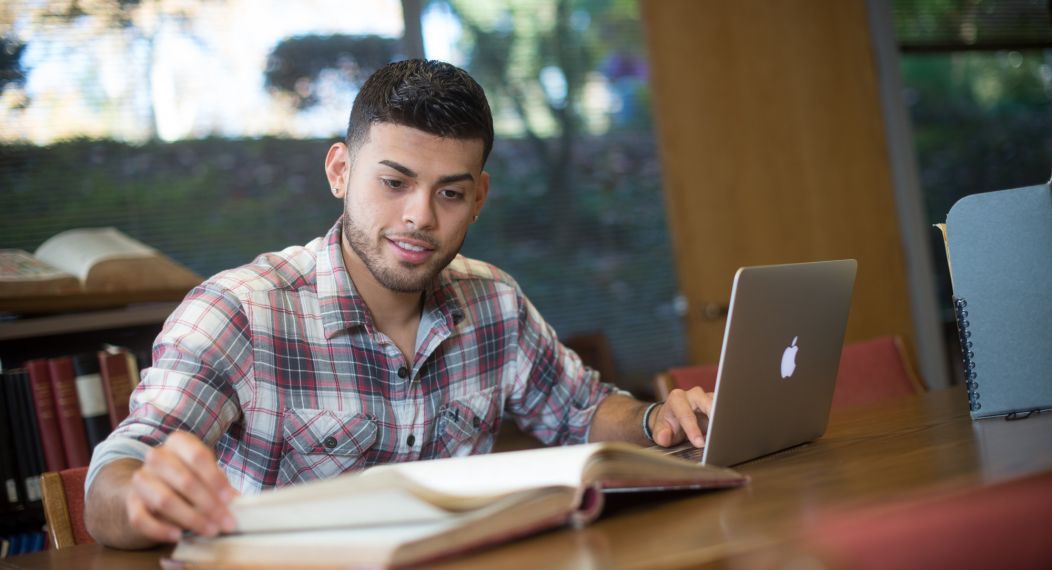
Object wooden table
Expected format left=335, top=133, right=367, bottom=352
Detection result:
left=5, top=386, right=1051, bottom=569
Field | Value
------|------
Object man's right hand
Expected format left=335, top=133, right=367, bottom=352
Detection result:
left=85, top=431, right=239, bottom=549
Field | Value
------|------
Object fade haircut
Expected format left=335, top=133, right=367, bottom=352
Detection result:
left=346, top=59, right=494, bottom=167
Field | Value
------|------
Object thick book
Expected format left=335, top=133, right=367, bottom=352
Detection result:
left=46, top=357, right=92, bottom=468
left=167, top=442, right=747, bottom=569
left=936, top=182, right=1052, bottom=418
left=3, top=369, right=42, bottom=506
left=17, top=370, right=48, bottom=505
left=71, top=353, right=111, bottom=452
left=0, top=227, right=202, bottom=313
left=0, top=371, right=22, bottom=507
left=97, top=348, right=135, bottom=429
left=25, top=359, right=68, bottom=472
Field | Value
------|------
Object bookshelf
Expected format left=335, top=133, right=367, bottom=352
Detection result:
left=0, top=303, right=175, bottom=367
left=0, top=302, right=176, bottom=557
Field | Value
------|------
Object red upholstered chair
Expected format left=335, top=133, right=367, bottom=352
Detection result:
left=802, top=470, right=1052, bottom=570
left=831, top=335, right=925, bottom=408
left=653, top=335, right=924, bottom=408
left=40, top=466, right=93, bottom=549
left=653, top=364, right=718, bottom=401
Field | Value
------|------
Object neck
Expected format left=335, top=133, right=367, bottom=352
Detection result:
left=340, top=237, right=424, bottom=331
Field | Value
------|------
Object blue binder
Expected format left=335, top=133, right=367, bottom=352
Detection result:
left=942, top=182, right=1052, bottom=419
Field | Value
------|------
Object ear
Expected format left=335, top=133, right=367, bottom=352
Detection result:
left=474, top=171, right=490, bottom=220
left=324, top=142, right=351, bottom=199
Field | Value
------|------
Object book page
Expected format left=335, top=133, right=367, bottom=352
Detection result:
left=0, top=250, right=72, bottom=281
left=933, top=222, right=956, bottom=292
left=35, top=227, right=156, bottom=282
left=230, top=472, right=453, bottom=534
left=364, top=443, right=608, bottom=497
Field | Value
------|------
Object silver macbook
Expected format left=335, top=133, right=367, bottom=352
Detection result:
left=665, top=259, right=857, bottom=466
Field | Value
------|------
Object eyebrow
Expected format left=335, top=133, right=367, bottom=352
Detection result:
left=378, top=160, right=474, bottom=185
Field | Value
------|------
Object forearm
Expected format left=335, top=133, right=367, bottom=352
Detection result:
left=85, top=458, right=156, bottom=549
left=588, top=393, right=652, bottom=445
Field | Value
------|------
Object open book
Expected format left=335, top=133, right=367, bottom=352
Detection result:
left=0, top=227, right=202, bottom=313
left=166, top=442, right=747, bottom=569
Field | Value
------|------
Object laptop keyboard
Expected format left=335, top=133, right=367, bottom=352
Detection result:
left=652, top=443, right=705, bottom=462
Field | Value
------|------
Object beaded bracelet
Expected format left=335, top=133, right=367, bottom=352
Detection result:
left=642, top=401, right=661, bottom=444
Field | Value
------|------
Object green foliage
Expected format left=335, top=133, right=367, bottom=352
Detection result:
left=0, top=35, right=26, bottom=93
left=264, top=35, right=403, bottom=109
left=0, top=132, right=683, bottom=385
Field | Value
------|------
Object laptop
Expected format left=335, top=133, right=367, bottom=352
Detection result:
left=664, top=259, right=857, bottom=466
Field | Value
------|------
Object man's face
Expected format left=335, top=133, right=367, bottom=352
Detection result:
left=326, top=123, right=489, bottom=293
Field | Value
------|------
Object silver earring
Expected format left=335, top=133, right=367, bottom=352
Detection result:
left=473, top=215, right=479, bottom=223
left=331, top=187, right=339, bottom=194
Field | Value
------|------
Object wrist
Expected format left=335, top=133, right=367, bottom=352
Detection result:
left=642, top=402, right=661, bottom=444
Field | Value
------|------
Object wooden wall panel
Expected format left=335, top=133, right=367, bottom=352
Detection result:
left=642, top=0, right=916, bottom=367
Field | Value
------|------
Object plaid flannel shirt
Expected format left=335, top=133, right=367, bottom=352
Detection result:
left=87, top=219, right=617, bottom=494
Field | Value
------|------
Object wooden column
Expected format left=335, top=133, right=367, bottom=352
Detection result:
left=642, top=0, right=917, bottom=369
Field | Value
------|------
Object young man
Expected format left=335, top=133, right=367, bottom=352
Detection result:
left=84, top=59, right=712, bottom=549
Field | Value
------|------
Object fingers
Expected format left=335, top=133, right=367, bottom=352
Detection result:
left=128, top=431, right=238, bottom=543
left=165, top=432, right=239, bottom=504
left=653, top=388, right=713, bottom=448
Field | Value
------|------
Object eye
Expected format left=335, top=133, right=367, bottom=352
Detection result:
left=438, top=188, right=465, bottom=200
left=381, top=178, right=404, bottom=189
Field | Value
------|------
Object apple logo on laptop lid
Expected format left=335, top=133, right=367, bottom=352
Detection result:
left=780, top=336, right=799, bottom=379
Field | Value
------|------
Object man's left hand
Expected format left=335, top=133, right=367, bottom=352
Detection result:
left=650, top=387, right=712, bottom=448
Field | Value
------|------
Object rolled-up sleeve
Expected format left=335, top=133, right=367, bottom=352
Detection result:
left=505, top=292, right=625, bottom=446
left=86, top=285, right=251, bottom=492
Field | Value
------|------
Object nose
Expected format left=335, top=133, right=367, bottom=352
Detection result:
left=402, top=187, right=436, bottom=230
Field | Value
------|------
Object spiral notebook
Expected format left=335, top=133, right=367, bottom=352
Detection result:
left=937, top=182, right=1052, bottom=419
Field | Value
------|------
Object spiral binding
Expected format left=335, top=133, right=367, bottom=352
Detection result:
left=954, top=297, right=979, bottom=411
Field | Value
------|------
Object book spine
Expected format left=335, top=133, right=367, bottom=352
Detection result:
left=71, top=353, right=111, bottom=453
left=25, top=360, right=68, bottom=472
left=97, top=350, right=133, bottom=429
left=0, top=373, right=21, bottom=507
left=47, top=357, right=92, bottom=468
left=953, top=297, right=980, bottom=413
left=16, top=370, right=46, bottom=504
left=3, top=369, right=41, bottom=505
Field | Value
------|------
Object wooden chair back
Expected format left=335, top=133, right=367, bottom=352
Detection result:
left=40, top=466, right=93, bottom=549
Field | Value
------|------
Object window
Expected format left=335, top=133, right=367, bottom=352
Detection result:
left=0, top=0, right=684, bottom=391
left=893, top=0, right=1052, bottom=323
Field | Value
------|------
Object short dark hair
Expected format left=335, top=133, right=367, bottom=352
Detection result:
left=346, top=59, right=494, bottom=166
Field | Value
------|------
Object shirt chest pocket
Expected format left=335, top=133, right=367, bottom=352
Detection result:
left=434, top=388, right=503, bottom=458
left=278, top=408, right=377, bottom=486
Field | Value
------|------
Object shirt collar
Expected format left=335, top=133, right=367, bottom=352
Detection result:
left=317, top=217, right=465, bottom=339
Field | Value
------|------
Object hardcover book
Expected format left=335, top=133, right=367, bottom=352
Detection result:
left=0, top=227, right=202, bottom=313
left=166, top=442, right=747, bottom=569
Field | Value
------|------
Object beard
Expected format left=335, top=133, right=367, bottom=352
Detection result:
left=341, top=211, right=463, bottom=293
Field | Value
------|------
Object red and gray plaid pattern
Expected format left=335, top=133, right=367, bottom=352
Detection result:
left=89, top=219, right=615, bottom=494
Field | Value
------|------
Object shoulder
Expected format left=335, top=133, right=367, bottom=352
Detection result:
left=204, top=237, right=325, bottom=301
left=442, top=255, right=523, bottom=296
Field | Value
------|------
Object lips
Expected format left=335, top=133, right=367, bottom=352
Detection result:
left=386, top=236, right=436, bottom=264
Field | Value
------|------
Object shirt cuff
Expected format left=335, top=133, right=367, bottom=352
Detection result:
left=85, top=437, right=154, bottom=494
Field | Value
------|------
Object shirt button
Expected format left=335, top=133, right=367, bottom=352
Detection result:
left=406, top=434, right=416, bottom=447
left=397, top=366, right=409, bottom=379
left=323, top=436, right=338, bottom=449
left=473, top=417, right=481, bottom=429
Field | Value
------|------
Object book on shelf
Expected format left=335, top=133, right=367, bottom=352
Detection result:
left=0, top=227, right=202, bottom=313
left=166, top=442, right=747, bottom=569
left=46, top=357, right=92, bottom=468
left=98, top=347, right=135, bottom=429
left=0, top=374, right=21, bottom=508
left=2, top=369, right=43, bottom=507
left=25, top=360, right=68, bottom=473
left=70, top=354, right=110, bottom=452
left=935, top=182, right=1052, bottom=419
